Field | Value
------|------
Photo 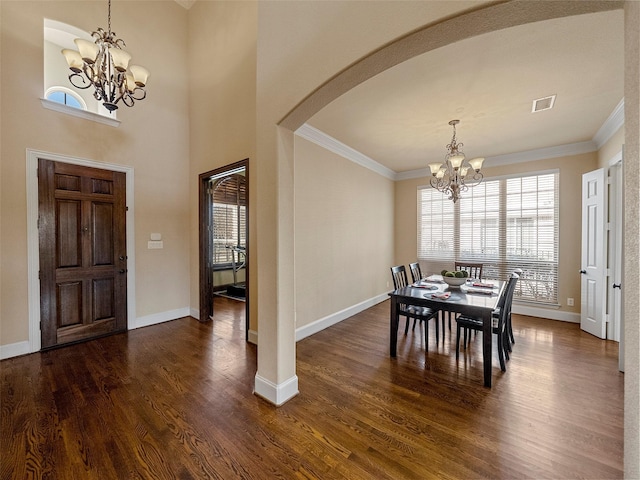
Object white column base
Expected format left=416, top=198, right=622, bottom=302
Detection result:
left=254, top=374, right=299, bottom=406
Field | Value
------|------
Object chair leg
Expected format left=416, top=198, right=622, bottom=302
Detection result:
left=425, top=319, right=429, bottom=347
left=412, top=318, right=418, bottom=331
left=498, top=329, right=506, bottom=372
left=404, top=316, right=410, bottom=335
left=508, top=314, right=515, bottom=345
left=440, top=312, right=446, bottom=343
left=448, top=311, right=452, bottom=331
left=463, top=327, right=468, bottom=349
left=503, top=331, right=510, bottom=361
left=455, top=323, right=461, bottom=360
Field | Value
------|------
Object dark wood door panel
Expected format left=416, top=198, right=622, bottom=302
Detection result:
left=92, top=202, right=114, bottom=266
left=56, top=199, right=82, bottom=268
left=92, top=277, right=115, bottom=321
left=39, top=158, right=127, bottom=349
left=56, top=318, right=117, bottom=344
left=55, top=173, right=81, bottom=191
left=56, top=281, right=83, bottom=328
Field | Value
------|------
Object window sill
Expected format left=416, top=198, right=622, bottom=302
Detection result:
left=41, top=99, right=120, bottom=128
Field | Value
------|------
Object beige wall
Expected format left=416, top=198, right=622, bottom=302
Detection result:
left=294, top=137, right=393, bottom=328
left=395, top=152, right=597, bottom=316
left=0, top=1, right=190, bottom=344
left=187, top=0, right=257, bottom=327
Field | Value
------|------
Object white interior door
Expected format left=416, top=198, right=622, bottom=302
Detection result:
left=581, top=168, right=607, bottom=339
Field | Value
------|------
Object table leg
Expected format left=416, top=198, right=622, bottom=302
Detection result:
left=482, top=311, right=492, bottom=387
left=390, top=297, right=398, bottom=357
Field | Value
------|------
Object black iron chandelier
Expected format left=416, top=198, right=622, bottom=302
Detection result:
left=61, top=0, right=149, bottom=112
left=428, top=120, right=485, bottom=203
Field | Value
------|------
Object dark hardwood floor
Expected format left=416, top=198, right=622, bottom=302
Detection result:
left=1, top=297, right=623, bottom=479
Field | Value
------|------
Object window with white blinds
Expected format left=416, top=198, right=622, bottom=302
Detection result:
left=418, top=170, right=559, bottom=305
left=209, top=173, right=246, bottom=266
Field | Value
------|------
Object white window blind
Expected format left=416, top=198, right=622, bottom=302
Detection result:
left=417, top=188, right=455, bottom=275
left=209, top=174, right=246, bottom=265
left=418, top=171, right=559, bottom=305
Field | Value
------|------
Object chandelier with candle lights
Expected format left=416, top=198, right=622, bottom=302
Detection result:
left=61, top=0, right=149, bottom=112
left=428, top=120, right=485, bottom=203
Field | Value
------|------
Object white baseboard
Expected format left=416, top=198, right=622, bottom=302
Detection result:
left=254, top=373, right=299, bottom=406
left=190, top=307, right=199, bottom=319
left=0, top=341, right=30, bottom=360
left=513, top=304, right=580, bottom=323
left=296, top=292, right=389, bottom=341
left=130, top=307, right=191, bottom=330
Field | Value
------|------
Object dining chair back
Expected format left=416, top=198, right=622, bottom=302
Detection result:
left=506, top=268, right=524, bottom=347
left=390, top=265, right=410, bottom=289
left=389, top=265, right=441, bottom=343
left=455, top=262, right=483, bottom=280
left=408, top=262, right=423, bottom=283
left=455, top=273, right=519, bottom=371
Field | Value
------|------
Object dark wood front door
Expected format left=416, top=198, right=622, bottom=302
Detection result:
left=38, top=159, right=127, bottom=349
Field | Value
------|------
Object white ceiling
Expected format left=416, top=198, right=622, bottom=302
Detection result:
left=305, top=10, right=624, bottom=175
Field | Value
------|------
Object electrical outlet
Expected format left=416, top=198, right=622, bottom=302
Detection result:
left=567, top=297, right=574, bottom=306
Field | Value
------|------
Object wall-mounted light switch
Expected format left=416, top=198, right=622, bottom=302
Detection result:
left=148, top=241, right=163, bottom=249
left=150, top=233, right=162, bottom=241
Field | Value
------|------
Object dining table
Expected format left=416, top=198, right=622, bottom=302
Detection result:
left=389, top=276, right=505, bottom=387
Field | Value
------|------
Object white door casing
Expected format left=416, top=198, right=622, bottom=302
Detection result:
left=609, top=151, right=624, bottom=371
left=26, top=149, right=136, bottom=353
left=608, top=155, right=623, bottom=344
left=581, top=168, right=607, bottom=339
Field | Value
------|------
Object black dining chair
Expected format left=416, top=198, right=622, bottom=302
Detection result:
left=410, top=261, right=449, bottom=343
left=390, top=265, right=440, bottom=343
left=451, top=261, right=484, bottom=335
left=455, top=273, right=519, bottom=371
left=506, top=268, right=524, bottom=348
left=455, top=262, right=483, bottom=280
left=408, top=262, right=423, bottom=283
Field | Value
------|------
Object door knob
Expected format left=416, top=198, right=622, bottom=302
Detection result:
left=119, top=269, right=127, bottom=274
left=579, top=270, right=587, bottom=274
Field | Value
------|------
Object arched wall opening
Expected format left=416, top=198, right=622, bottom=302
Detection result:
left=257, top=0, right=638, bottom=475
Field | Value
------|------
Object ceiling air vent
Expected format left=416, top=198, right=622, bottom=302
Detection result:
left=532, top=95, right=556, bottom=113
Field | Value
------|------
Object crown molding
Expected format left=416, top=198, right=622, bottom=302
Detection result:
left=484, top=141, right=598, bottom=168
left=295, top=124, right=396, bottom=180
left=593, top=98, right=624, bottom=148
left=299, top=99, right=623, bottom=182
left=390, top=140, right=599, bottom=181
